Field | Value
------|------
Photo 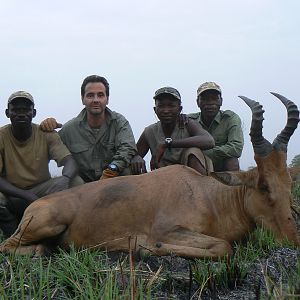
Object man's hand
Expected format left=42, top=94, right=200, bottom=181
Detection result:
left=150, top=144, right=166, bottom=170
left=40, top=118, right=62, bottom=132
left=131, top=155, right=147, bottom=175
left=9, top=191, right=39, bottom=216
left=100, top=169, right=119, bottom=180
left=46, top=176, right=70, bottom=194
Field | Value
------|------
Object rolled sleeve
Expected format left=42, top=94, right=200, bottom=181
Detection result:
left=204, top=114, right=244, bottom=160
left=111, top=118, right=137, bottom=171
left=46, top=132, right=71, bottom=167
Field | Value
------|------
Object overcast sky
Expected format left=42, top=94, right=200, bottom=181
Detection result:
left=0, top=0, right=299, bottom=173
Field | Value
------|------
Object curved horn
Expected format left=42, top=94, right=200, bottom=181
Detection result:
left=271, top=93, right=299, bottom=151
left=239, top=96, right=272, bottom=156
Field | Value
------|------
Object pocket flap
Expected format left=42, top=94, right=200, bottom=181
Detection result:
left=68, top=143, right=89, bottom=153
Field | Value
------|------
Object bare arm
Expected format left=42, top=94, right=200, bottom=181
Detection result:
left=44, top=155, right=79, bottom=194
left=169, top=119, right=215, bottom=150
left=131, top=132, right=149, bottom=175
left=136, top=131, right=150, bottom=157
left=61, top=155, right=78, bottom=179
left=0, top=178, right=38, bottom=202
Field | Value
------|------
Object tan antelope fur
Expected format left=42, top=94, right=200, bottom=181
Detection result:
left=0, top=93, right=299, bottom=258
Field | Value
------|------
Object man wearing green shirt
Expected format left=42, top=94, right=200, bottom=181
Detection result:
left=41, top=75, right=137, bottom=182
left=189, top=82, right=244, bottom=171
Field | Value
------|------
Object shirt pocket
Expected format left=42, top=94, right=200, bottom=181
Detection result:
left=68, top=143, right=90, bottom=167
left=68, top=143, right=89, bottom=154
left=213, top=133, right=227, bottom=146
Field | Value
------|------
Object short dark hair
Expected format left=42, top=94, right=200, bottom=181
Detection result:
left=81, top=75, right=110, bottom=98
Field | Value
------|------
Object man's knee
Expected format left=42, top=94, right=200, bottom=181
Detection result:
left=181, top=148, right=213, bottom=175
left=0, top=192, right=8, bottom=206
left=0, top=194, right=18, bottom=238
left=70, top=176, right=85, bottom=187
left=187, top=154, right=206, bottom=175
left=187, top=154, right=214, bottom=175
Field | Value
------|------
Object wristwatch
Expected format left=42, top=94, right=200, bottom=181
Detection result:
left=107, top=163, right=119, bottom=173
left=165, top=137, right=172, bottom=150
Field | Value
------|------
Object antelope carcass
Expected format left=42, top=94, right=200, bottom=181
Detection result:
left=0, top=93, right=299, bottom=258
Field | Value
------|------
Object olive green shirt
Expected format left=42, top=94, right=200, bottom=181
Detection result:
left=189, top=110, right=244, bottom=170
left=59, top=108, right=137, bottom=182
left=0, top=124, right=70, bottom=189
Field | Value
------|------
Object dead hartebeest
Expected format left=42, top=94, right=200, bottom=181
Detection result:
left=0, top=93, right=299, bottom=258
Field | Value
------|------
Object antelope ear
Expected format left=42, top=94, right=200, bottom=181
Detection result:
left=211, top=171, right=255, bottom=187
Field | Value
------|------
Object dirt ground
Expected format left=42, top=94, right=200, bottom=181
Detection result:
left=141, top=247, right=299, bottom=299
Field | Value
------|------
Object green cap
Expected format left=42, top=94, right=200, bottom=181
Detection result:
left=8, top=91, right=34, bottom=105
left=153, top=87, right=181, bottom=101
left=197, top=82, right=222, bottom=97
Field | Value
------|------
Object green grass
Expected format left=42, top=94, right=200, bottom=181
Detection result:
left=191, top=226, right=298, bottom=298
left=0, top=228, right=298, bottom=299
left=292, top=182, right=300, bottom=197
left=0, top=246, right=167, bottom=299
left=261, top=260, right=300, bottom=300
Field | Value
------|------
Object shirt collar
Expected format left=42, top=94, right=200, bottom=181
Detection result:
left=200, top=111, right=222, bottom=127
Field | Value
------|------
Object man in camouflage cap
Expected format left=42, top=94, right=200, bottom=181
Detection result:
left=0, top=91, right=79, bottom=238
left=131, top=86, right=215, bottom=174
left=189, top=82, right=244, bottom=171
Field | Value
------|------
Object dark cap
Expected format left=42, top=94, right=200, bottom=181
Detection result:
left=7, top=91, right=35, bottom=105
left=153, top=87, right=181, bottom=101
left=197, top=82, right=222, bottom=97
